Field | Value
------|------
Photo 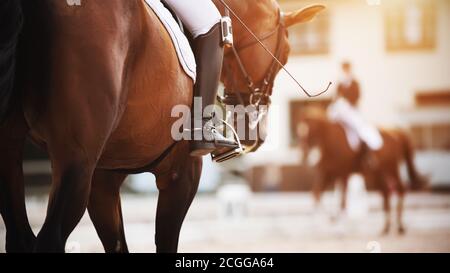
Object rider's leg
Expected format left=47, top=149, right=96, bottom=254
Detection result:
left=190, top=22, right=239, bottom=156
left=163, top=0, right=222, bottom=38
left=164, top=0, right=238, bottom=156
left=332, top=99, right=383, bottom=150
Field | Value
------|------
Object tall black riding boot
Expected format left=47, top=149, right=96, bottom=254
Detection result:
left=190, top=22, right=238, bottom=157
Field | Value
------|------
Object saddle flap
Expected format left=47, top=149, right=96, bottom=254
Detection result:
left=144, top=0, right=196, bottom=82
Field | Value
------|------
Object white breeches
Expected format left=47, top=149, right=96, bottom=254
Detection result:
left=328, top=98, right=383, bottom=150
left=163, top=0, right=221, bottom=38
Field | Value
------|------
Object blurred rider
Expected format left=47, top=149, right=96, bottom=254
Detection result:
left=327, top=61, right=383, bottom=157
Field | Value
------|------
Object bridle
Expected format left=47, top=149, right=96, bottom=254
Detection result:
left=215, top=0, right=331, bottom=156
left=220, top=8, right=286, bottom=108
left=218, top=7, right=286, bottom=153
left=218, top=0, right=332, bottom=103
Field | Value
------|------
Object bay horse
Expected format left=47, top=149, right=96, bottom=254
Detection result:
left=297, top=108, right=428, bottom=234
left=0, top=0, right=325, bottom=252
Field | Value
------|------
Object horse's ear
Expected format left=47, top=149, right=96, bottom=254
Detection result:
left=283, top=5, right=326, bottom=28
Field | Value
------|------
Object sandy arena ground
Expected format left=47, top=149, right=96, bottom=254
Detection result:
left=1, top=191, right=449, bottom=253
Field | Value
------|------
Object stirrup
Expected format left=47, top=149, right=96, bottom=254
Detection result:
left=210, top=116, right=244, bottom=163
left=211, top=146, right=243, bottom=163
left=185, top=117, right=241, bottom=158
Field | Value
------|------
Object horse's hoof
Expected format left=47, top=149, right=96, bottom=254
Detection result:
left=398, top=226, right=406, bottom=235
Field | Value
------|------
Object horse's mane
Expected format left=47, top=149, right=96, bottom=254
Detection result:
left=0, top=0, right=23, bottom=121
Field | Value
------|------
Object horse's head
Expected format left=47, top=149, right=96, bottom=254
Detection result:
left=214, top=0, right=325, bottom=152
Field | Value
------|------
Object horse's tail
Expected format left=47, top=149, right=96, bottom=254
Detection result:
left=399, top=131, right=429, bottom=191
left=0, top=0, right=23, bottom=121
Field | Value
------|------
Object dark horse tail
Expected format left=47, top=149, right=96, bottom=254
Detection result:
left=399, top=131, right=428, bottom=191
left=0, top=0, right=23, bottom=121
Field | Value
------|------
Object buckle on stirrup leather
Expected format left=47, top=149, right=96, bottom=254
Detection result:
left=221, top=16, right=233, bottom=47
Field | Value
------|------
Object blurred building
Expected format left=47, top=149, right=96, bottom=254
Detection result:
left=22, top=0, right=450, bottom=192
left=243, top=0, right=450, bottom=190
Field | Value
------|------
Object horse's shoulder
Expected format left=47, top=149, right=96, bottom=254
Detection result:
left=328, top=119, right=345, bottom=134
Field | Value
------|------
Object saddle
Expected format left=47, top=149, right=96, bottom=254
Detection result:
left=161, top=1, right=184, bottom=33
left=144, top=0, right=197, bottom=82
left=146, top=1, right=243, bottom=162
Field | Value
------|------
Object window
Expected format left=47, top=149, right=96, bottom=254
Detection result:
left=410, top=91, right=450, bottom=151
left=384, top=0, right=437, bottom=51
left=279, top=0, right=330, bottom=55
left=411, top=124, right=450, bottom=151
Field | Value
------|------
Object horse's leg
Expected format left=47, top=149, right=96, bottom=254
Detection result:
left=393, top=171, right=406, bottom=235
left=31, top=21, right=129, bottom=251
left=155, top=155, right=202, bottom=253
left=396, top=192, right=405, bottom=235
left=33, top=108, right=118, bottom=253
left=33, top=152, right=99, bottom=252
left=379, top=173, right=391, bottom=235
left=340, top=176, right=349, bottom=212
left=33, top=88, right=120, bottom=252
left=0, top=112, right=35, bottom=252
left=87, top=169, right=128, bottom=253
left=313, top=172, right=329, bottom=209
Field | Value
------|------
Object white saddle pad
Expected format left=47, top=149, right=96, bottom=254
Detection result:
left=145, top=0, right=197, bottom=82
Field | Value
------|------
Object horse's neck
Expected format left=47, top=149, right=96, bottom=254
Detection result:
left=213, top=0, right=250, bottom=16
left=213, top=0, right=276, bottom=39
left=316, top=120, right=331, bottom=149
left=213, top=0, right=248, bottom=40
left=216, top=0, right=276, bottom=13
left=319, top=120, right=346, bottom=152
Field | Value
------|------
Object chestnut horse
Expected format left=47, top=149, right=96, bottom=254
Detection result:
left=0, top=0, right=324, bottom=252
left=297, top=109, right=427, bottom=234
